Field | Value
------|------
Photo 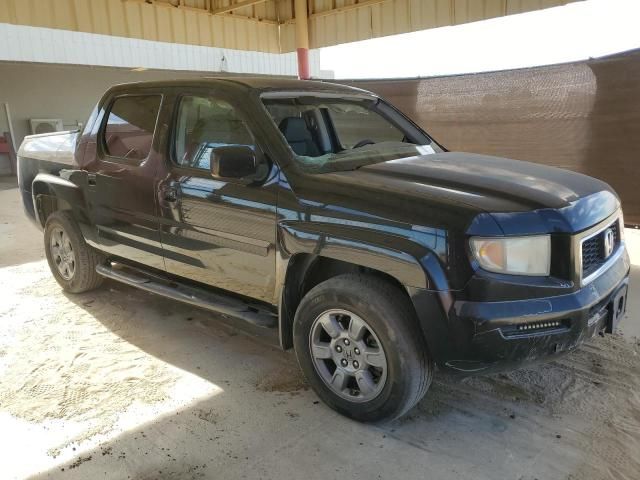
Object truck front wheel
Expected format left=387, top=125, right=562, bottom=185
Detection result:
left=293, top=274, right=433, bottom=422
left=44, top=211, right=105, bottom=293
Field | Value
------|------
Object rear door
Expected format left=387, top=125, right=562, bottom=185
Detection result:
left=157, top=90, right=278, bottom=303
left=86, top=92, right=165, bottom=271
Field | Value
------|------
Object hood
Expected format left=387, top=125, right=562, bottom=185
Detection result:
left=319, top=152, right=619, bottom=234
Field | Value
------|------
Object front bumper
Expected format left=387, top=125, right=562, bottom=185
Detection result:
left=409, top=245, right=631, bottom=374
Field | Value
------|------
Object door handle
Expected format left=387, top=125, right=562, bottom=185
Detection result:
left=162, top=186, right=178, bottom=203
left=87, top=173, right=97, bottom=186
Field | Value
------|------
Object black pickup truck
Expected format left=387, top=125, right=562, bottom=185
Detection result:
left=18, top=78, right=630, bottom=421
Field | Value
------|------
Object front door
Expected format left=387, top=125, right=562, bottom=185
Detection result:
left=157, top=93, right=278, bottom=304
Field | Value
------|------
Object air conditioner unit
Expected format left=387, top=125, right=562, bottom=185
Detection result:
left=30, top=118, right=64, bottom=135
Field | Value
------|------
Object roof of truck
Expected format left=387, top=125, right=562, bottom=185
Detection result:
left=108, top=76, right=373, bottom=96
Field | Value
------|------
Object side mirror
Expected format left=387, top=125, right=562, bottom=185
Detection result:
left=210, top=145, right=257, bottom=183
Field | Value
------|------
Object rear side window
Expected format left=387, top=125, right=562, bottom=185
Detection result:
left=103, top=95, right=161, bottom=161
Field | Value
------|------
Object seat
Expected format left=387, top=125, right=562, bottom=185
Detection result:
left=278, top=117, right=320, bottom=157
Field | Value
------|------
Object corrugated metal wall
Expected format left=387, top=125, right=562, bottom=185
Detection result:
left=0, top=0, right=578, bottom=53
left=0, top=0, right=281, bottom=52
left=279, top=0, right=576, bottom=51
left=347, top=49, right=640, bottom=224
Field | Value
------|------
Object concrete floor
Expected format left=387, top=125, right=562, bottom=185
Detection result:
left=1, top=176, right=639, bottom=480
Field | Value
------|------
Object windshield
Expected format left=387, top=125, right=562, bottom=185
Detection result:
left=262, top=96, right=442, bottom=173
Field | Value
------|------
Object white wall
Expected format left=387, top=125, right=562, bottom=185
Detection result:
left=0, top=23, right=322, bottom=174
left=0, top=62, right=293, bottom=166
left=0, top=23, right=320, bottom=76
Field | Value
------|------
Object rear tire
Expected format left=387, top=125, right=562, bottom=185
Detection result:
left=293, top=274, right=433, bottom=422
left=44, top=211, right=105, bottom=293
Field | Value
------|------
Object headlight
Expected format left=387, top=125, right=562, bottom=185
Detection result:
left=470, top=235, right=551, bottom=276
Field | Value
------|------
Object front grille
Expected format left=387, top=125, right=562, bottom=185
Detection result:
left=581, top=220, right=620, bottom=279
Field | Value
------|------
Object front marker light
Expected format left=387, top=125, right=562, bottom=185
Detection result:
left=470, top=235, right=551, bottom=276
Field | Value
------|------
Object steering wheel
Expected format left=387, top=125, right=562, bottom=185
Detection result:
left=352, top=139, right=375, bottom=149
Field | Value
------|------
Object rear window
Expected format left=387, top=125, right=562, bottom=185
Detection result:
left=103, top=95, right=161, bottom=161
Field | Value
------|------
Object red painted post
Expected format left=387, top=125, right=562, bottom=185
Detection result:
left=295, top=0, right=310, bottom=79
left=297, top=47, right=310, bottom=80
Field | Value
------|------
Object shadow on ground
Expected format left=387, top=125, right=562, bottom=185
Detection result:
left=0, top=177, right=17, bottom=191
left=0, top=180, right=46, bottom=267
left=24, top=276, right=640, bottom=480
left=2, top=179, right=638, bottom=480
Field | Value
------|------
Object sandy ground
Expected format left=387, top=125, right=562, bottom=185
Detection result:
left=1, top=176, right=639, bottom=480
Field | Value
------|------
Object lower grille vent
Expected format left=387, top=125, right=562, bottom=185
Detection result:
left=501, top=319, right=570, bottom=337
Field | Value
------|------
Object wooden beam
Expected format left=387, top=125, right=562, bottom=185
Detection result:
left=210, top=0, right=269, bottom=15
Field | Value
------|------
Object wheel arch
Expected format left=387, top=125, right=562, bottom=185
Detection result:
left=31, top=174, right=86, bottom=229
left=277, top=222, right=447, bottom=350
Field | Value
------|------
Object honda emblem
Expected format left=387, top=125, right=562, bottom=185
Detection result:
left=603, top=228, right=615, bottom=258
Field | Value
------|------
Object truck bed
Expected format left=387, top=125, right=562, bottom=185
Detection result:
left=17, top=130, right=79, bottom=224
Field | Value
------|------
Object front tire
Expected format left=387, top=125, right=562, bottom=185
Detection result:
left=44, top=211, right=105, bottom=293
left=293, top=274, right=433, bottom=422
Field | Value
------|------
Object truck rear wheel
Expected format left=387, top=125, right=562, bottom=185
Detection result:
left=44, top=211, right=104, bottom=293
left=293, top=274, right=433, bottom=422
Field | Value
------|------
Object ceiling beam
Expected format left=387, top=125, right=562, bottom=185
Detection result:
left=122, top=0, right=276, bottom=23
left=309, top=0, right=387, bottom=19
left=210, top=0, right=269, bottom=15
left=282, top=0, right=389, bottom=23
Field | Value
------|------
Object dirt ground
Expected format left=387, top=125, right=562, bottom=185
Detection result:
left=1, top=176, right=639, bottom=480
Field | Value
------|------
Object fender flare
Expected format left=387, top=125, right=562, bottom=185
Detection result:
left=276, top=221, right=451, bottom=350
left=278, top=221, right=439, bottom=290
left=31, top=173, right=86, bottom=228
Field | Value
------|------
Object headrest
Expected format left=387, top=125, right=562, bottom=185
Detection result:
left=278, top=117, right=311, bottom=143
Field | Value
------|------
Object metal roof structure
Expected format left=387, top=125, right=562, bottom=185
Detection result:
left=0, top=0, right=580, bottom=53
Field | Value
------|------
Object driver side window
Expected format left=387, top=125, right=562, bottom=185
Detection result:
left=174, top=96, right=255, bottom=171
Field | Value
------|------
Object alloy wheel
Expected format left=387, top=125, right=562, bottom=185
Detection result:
left=50, top=226, right=76, bottom=280
left=309, top=309, right=388, bottom=403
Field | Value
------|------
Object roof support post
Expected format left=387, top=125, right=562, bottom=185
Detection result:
left=295, top=0, right=310, bottom=79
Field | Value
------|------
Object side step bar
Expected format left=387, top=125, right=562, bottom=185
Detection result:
left=96, top=263, right=277, bottom=328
